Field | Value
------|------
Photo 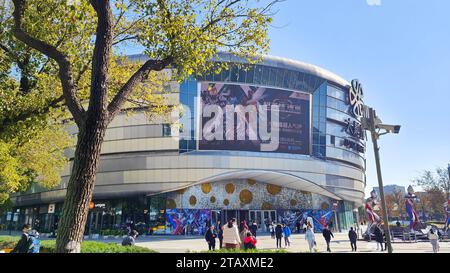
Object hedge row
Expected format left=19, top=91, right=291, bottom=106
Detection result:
left=0, top=236, right=157, bottom=253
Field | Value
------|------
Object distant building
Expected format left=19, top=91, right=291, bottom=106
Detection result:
left=373, top=185, right=406, bottom=197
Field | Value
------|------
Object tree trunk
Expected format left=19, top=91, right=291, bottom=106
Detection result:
left=55, top=117, right=107, bottom=253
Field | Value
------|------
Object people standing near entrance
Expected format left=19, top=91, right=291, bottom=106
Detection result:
left=243, top=232, right=257, bottom=250
left=348, top=227, right=358, bottom=252
left=275, top=223, right=283, bottom=248
left=205, top=225, right=217, bottom=251
left=11, top=224, right=32, bottom=253
left=374, top=225, right=384, bottom=251
left=217, top=220, right=224, bottom=249
left=223, top=219, right=241, bottom=249
left=296, top=220, right=301, bottom=234
left=428, top=229, right=439, bottom=253
left=250, top=221, right=258, bottom=237
left=239, top=224, right=249, bottom=249
left=270, top=221, right=275, bottom=239
left=239, top=220, right=249, bottom=233
left=122, top=230, right=138, bottom=246
left=282, top=224, right=292, bottom=247
left=305, top=224, right=315, bottom=253
left=322, top=225, right=334, bottom=252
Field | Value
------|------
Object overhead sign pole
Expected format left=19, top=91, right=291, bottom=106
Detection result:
left=367, top=107, right=393, bottom=253
left=350, top=79, right=400, bottom=253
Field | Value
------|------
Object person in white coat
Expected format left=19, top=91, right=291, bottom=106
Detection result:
left=428, top=229, right=439, bottom=253
left=222, top=219, right=241, bottom=249
left=305, top=224, right=316, bottom=253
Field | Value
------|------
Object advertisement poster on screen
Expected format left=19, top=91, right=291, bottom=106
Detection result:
left=199, top=82, right=310, bottom=155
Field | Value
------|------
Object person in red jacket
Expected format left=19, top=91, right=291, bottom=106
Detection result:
left=243, top=232, right=257, bottom=250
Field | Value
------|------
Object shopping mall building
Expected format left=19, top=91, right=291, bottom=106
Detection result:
left=2, top=53, right=367, bottom=236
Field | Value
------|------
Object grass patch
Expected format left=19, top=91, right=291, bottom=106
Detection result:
left=0, top=236, right=157, bottom=253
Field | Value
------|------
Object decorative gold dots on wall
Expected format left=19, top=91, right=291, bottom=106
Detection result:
left=189, top=195, right=197, bottom=206
left=262, top=202, right=273, bottom=210
left=225, top=183, right=235, bottom=194
left=247, top=179, right=257, bottom=186
left=239, top=190, right=253, bottom=204
left=201, top=183, right=212, bottom=194
left=210, top=196, right=216, bottom=203
left=321, top=202, right=330, bottom=210
left=223, top=199, right=230, bottom=206
left=166, top=199, right=177, bottom=209
left=266, top=184, right=282, bottom=195
left=290, top=199, right=298, bottom=207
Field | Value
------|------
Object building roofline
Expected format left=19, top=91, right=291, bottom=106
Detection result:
left=125, top=53, right=351, bottom=87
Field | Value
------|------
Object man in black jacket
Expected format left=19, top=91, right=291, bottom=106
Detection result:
left=204, top=225, right=217, bottom=251
left=348, top=227, right=358, bottom=251
left=322, top=225, right=334, bottom=252
left=11, top=224, right=32, bottom=253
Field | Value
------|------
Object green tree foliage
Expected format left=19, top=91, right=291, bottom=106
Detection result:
left=0, top=1, right=74, bottom=204
left=413, top=166, right=450, bottom=199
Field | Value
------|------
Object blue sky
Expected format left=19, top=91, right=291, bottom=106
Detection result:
left=266, top=0, right=450, bottom=196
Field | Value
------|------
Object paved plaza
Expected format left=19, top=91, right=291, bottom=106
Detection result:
left=130, top=232, right=450, bottom=253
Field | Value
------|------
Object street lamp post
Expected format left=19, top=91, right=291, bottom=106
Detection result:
left=363, top=107, right=400, bottom=253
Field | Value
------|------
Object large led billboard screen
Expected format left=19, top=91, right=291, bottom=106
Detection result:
left=199, top=83, right=310, bottom=155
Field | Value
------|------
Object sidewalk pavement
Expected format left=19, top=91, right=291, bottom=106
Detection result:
left=2, top=232, right=449, bottom=253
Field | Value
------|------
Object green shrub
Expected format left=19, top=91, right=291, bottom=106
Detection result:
left=0, top=236, right=157, bottom=253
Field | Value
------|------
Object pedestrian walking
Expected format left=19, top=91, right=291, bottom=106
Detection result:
left=296, top=220, right=301, bottom=234
left=217, top=220, right=224, bottom=249
left=275, top=223, right=283, bottom=248
left=122, top=230, right=138, bottom=246
left=322, top=225, right=334, bottom=252
left=223, top=219, right=241, bottom=249
left=305, top=224, right=316, bottom=253
left=11, top=224, right=33, bottom=253
left=205, top=225, right=217, bottom=251
left=303, top=222, right=307, bottom=233
left=374, top=225, right=384, bottom=251
left=270, top=222, right=275, bottom=239
left=250, top=221, right=258, bottom=237
left=428, top=229, right=440, bottom=253
left=282, top=224, right=292, bottom=247
left=348, top=227, right=358, bottom=252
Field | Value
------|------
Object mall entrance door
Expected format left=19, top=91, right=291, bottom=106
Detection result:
left=249, top=210, right=277, bottom=233
left=222, top=210, right=249, bottom=226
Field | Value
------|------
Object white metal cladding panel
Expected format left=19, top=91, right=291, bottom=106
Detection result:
left=104, top=124, right=165, bottom=141
left=326, top=147, right=365, bottom=167
left=61, top=153, right=365, bottom=184
left=100, top=138, right=179, bottom=154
